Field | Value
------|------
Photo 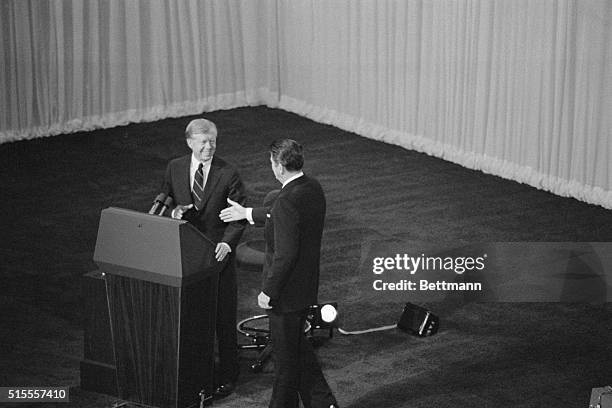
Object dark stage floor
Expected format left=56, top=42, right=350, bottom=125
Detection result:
left=1, top=106, right=611, bottom=407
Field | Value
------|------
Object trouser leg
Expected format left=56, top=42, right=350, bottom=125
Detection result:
left=268, top=310, right=338, bottom=408
left=268, top=310, right=301, bottom=408
left=298, top=330, right=337, bottom=408
left=216, top=259, right=239, bottom=383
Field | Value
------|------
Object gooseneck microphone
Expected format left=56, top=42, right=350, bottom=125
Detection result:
left=158, top=195, right=174, bottom=216
left=149, top=193, right=167, bottom=214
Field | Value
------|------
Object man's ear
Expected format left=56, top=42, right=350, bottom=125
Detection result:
left=186, top=137, right=193, bottom=149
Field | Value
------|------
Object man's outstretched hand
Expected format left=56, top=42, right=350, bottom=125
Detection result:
left=219, top=198, right=247, bottom=222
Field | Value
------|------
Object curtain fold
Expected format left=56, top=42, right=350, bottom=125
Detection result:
left=277, top=0, right=612, bottom=209
left=1, top=0, right=611, bottom=208
left=0, top=0, right=278, bottom=143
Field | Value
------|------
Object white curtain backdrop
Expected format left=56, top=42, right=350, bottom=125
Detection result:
left=278, top=0, right=612, bottom=209
left=0, top=0, right=278, bottom=142
left=2, top=0, right=611, bottom=208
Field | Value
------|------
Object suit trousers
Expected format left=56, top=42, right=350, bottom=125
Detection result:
left=268, top=309, right=336, bottom=408
left=216, top=256, right=239, bottom=383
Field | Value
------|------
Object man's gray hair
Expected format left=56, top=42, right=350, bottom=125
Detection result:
left=185, top=118, right=217, bottom=139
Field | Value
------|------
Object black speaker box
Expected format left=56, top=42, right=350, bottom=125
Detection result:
left=397, top=303, right=439, bottom=337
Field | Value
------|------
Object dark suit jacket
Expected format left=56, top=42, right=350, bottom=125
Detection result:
left=252, top=175, right=326, bottom=312
left=162, top=154, right=246, bottom=249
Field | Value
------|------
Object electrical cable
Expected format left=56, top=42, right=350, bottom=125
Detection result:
left=337, top=324, right=397, bottom=335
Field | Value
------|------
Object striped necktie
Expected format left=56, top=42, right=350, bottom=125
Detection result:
left=192, top=163, right=205, bottom=210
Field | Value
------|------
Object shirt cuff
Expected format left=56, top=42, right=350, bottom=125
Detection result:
left=219, top=242, right=232, bottom=252
left=246, top=207, right=254, bottom=225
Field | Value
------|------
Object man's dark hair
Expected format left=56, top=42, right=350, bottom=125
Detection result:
left=270, top=139, right=304, bottom=171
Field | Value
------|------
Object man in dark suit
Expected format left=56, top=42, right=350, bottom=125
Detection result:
left=220, top=139, right=338, bottom=408
left=162, top=118, right=246, bottom=398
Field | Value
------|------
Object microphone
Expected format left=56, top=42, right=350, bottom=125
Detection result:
left=149, top=193, right=167, bottom=214
left=158, top=195, right=174, bottom=216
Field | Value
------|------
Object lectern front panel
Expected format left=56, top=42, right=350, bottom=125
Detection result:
left=106, top=273, right=217, bottom=408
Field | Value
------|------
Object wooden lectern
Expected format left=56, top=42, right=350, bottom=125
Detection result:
left=93, top=207, right=223, bottom=408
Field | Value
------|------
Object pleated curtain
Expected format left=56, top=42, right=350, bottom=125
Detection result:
left=278, top=0, right=612, bottom=208
left=0, top=0, right=279, bottom=141
left=1, top=0, right=611, bottom=208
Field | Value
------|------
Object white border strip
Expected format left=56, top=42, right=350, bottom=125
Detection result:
left=0, top=88, right=279, bottom=143
left=278, top=95, right=612, bottom=210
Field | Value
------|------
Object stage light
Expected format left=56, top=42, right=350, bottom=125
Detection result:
left=308, top=302, right=338, bottom=327
left=320, top=304, right=338, bottom=323
left=397, top=303, right=439, bottom=337
left=307, top=302, right=338, bottom=339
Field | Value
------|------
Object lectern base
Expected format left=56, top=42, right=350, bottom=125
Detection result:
left=80, top=359, right=118, bottom=397
left=80, top=271, right=118, bottom=397
left=109, top=392, right=213, bottom=408
left=105, top=273, right=218, bottom=408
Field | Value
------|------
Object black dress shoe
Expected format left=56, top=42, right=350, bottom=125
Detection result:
left=213, top=382, right=235, bottom=399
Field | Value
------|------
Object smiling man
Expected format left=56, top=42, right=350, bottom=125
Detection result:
left=161, top=118, right=246, bottom=398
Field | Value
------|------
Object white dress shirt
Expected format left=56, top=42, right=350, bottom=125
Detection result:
left=172, top=155, right=231, bottom=253
left=190, top=154, right=212, bottom=191
left=172, top=154, right=211, bottom=219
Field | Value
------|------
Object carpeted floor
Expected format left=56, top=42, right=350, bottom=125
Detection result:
left=1, top=106, right=611, bottom=408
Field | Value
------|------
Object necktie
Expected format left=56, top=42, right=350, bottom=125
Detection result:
left=192, top=163, right=205, bottom=210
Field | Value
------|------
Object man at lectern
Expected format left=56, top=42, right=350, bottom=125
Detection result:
left=161, top=118, right=246, bottom=398
left=220, top=139, right=339, bottom=408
